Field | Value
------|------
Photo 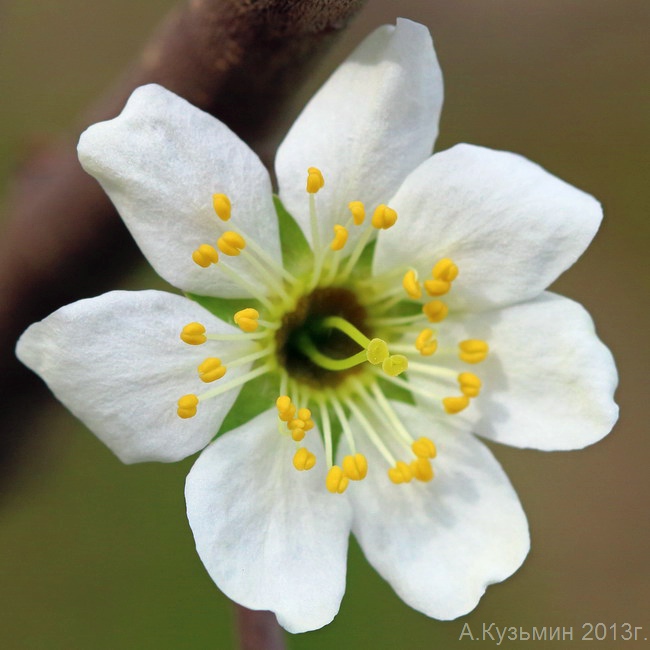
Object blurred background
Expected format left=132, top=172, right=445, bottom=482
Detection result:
left=1, top=0, right=648, bottom=648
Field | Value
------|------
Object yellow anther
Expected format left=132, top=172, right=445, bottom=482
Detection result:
left=388, top=460, right=413, bottom=484
left=293, top=447, right=316, bottom=471
left=326, top=466, right=349, bottom=494
left=212, top=193, right=232, bottom=221
left=330, top=224, right=349, bottom=251
left=402, top=269, right=422, bottom=299
left=233, top=307, right=259, bottom=333
left=415, top=328, right=438, bottom=356
left=382, top=354, right=408, bottom=377
left=348, top=201, right=365, bottom=226
left=443, top=395, right=470, bottom=414
left=276, top=395, right=296, bottom=422
left=423, top=300, right=449, bottom=323
left=366, top=338, right=389, bottom=365
left=423, top=279, right=451, bottom=296
left=303, top=419, right=315, bottom=432
left=297, top=408, right=311, bottom=421
left=411, top=436, right=437, bottom=459
left=197, top=357, right=227, bottom=383
left=290, top=427, right=306, bottom=442
left=217, top=231, right=246, bottom=256
left=458, top=372, right=482, bottom=397
left=432, top=258, right=459, bottom=282
left=306, top=167, right=325, bottom=194
left=192, top=244, right=219, bottom=268
left=411, top=458, right=434, bottom=482
left=278, top=405, right=296, bottom=422
left=342, top=453, right=368, bottom=481
left=180, top=322, right=207, bottom=345
left=177, top=394, right=199, bottom=419
left=371, top=204, right=398, bottom=230
left=458, top=339, right=489, bottom=364
left=289, top=419, right=306, bottom=431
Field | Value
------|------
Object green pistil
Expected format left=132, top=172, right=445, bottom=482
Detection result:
left=296, top=332, right=368, bottom=371
left=318, top=316, right=371, bottom=348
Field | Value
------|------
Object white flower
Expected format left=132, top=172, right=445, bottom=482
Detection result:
left=16, top=19, right=618, bottom=634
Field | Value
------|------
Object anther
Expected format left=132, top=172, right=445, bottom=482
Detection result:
left=366, top=338, right=389, bottom=365
left=342, top=453, right=368, bottom=481
left=276, top=395, right=296, bottom=422
left=432, top=258, right=459, bottom=282
left=330, top=224, right=349, bottom=251
left=326, top=466, right=349, bottom=494
left=415, top=328, right=438, bottom=356
left=423, top=300, right=449, bottom=323
left=233, top=307, right=259, bottom=333
left=212, top=193, right=232, bottom=221
left=443, top=395, right=470, bottom=414
left=411, top=436, right=437, bottom=459
left=217, top=231, right=246, bottom=256
left=458, top=340, right=489, bottom=364
left=306, top=167, right=325, bottom=194
left=388, top=460, right=413, bottom=484
left=198, top=358, right=227, bottom=383
left=348, top=201, right=365, bottom=225
left=371, top=204, right=398, bottom=230
left=410, top=458, right=434, bottom=482
left=402, top=269, right=422, bottom=299
left=180, top=322, right=207, bottom=345
left=458, top=372, right=482, bottom=397
left=423, top=279, right=451, bottom=296
left=177, top=394, right=199, bottom=419
left=382, top=354, right=409, bottom=377
left=293, top=447, right=316, bottom=471
left=192, top=244, right=219, bottom=268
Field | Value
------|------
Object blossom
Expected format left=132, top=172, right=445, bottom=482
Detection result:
left=16, top=18, right=618, bottom=634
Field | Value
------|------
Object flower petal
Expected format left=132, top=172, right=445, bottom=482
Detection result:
left=374, top=144, right=603, bottom=310
left=185, top=410, right=352, bottom=633
left=343, top=401, right=529, bottom=620
left=408, top=292, right=619, bottom=450
left=16, top=290, right=251, bottom=463
left=275, top=19, right=443, bottom=246
left=78, top=84, right=281, bottom=298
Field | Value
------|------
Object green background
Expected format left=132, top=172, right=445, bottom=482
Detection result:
left=1, top=1, right=648, bottom=648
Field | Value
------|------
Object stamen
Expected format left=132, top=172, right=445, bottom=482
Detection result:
left=411, top=437, right=437, bottom=459
left=458, top=372, right=482, bottom=397
left=234, top=308, right=259, bottom=333
left=330, top=224, right=349, bottom=251
left=293, top=447, right=316, bottom=471
left=458, top=339, right=489, bottom=364
left=217, top=231, right=246, bottom=256
left=192, top=244, right=219, bottom=268
left=198, top=363, right=272, bottom=402
left=319, top=398, right=334, bottom=470
left=410, top=458, right=434, bottom=482
left=212, top=193, right=232, bottom=221
left=276, top=395, right=296, bottom=422
left=432, top=258, right=459, bottom=282
left=197, top=357, right=226, bottom=382
left=330, top=393, right=358, bottom=455
left=326, top=466, right=349, bottom=494
left=348, top=201, right=365, bottom=226
left=371, top=204, right=398, bottom=230
left=415, top=328, right=438, bottom=356
left=388, top=461, right=413, bottom=484
left=342, top=453, right=368, bottom=481
left=442, top=395, right=470, bottom=414
left=402, top=270, right=422, bottom=299
left=180, top=322, right=207, bottom=345
left=177, top=394, right=199, bottom=419
left=345, top=398, right=396, bottom=467
left=423, top=279, right=451, bottom=296
left=306, top=167, right=325, bottom=194
left=422, top=300, right=449, bottom=323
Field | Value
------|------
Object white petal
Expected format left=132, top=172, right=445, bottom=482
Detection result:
left=343, top=402, right=529, bottom=620
left=78, top=84, right=281, bottom=298
left=186, top=410, right=352, bottom=633
left=16, top=290, right=251, bottom=463
left=275, top=19, right=443, bottom=247
left=409, top=292, right=619, bottom=450
left=374, top=144, right=603, bottom=310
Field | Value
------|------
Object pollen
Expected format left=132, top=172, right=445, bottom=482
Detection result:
left=411, top=436, right=437, bottom=459
left=217, top=231, right=246, bottom=256
left=443, top=395, right=470, bottom=414
left=306, top=166, right=325, bottom=194
left=402, top=270, right=422, bottom=299
left=192, top=244, right=219, bottom=268
left=415, top=328, right=437, bottom=356
left=342, top=453, right=368, bottom=481
left=326, top=465, right=349, bottom=494
left=371, top=204, right=398, bottom=230
left=382, top=354, right=408, bottom=377
left=212, top=193, right=231, bottom=221
left=180, top=322, right=207, bottom=345
left=432, top=258, right=459, bottom=283
left=458, top=372, right=482, bottom=397
left=366, top=338, right=389, bottom=365
left=458, top=339, right=489, bottom=364
left=423, top=300, right=448, bottom=323
left=177, top=394, right=199, bottom=419
left=198, top=357, right=226, bottom=383
left=330, top=224, right=349, bottom=251
left=293, top=447, right=316, bottom=471
left=388, top=460, right=413, bottom=484
left=348, top=201, right=365, bottom=225
left=411, top=458, right=434, bottom=482
left=233, top=307, right=259, bottom=332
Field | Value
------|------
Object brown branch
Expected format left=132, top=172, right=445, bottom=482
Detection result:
left=0, top=0, right=365, bottom=470
left=235, top=605, right=286, bottom=650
